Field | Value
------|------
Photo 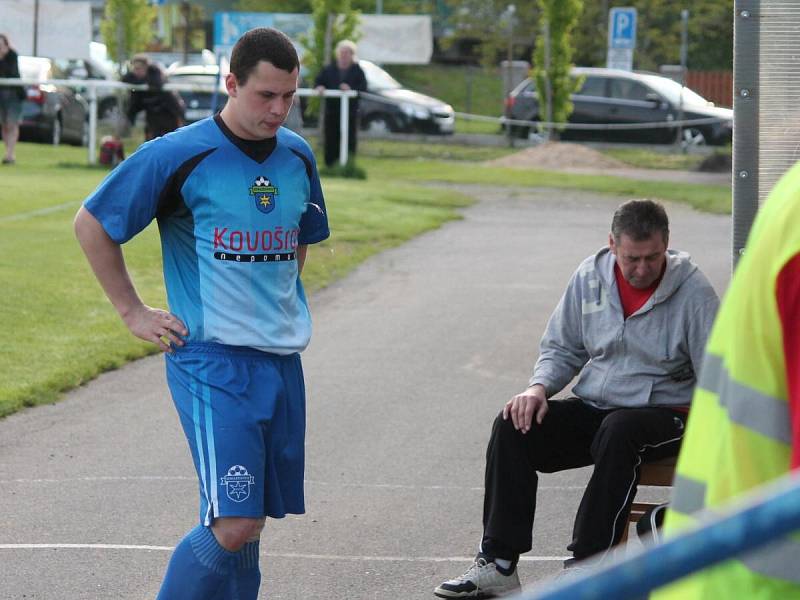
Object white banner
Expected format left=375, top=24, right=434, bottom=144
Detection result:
left=0, top=0, right=92, bottom=59
left=357, top=15, right=432, bottom=64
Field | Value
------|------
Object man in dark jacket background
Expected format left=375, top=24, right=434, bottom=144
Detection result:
left=314, top=39, right=367, bottom=167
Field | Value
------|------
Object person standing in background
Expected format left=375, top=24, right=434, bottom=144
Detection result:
left=0, top=34, right=24, bottom=165
left=137, top=64, right=185, bottom=141
left=314, top=39, right=367, bottom=167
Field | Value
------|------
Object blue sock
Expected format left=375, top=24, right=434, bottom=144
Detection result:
left=157, top=525, right=235, bottom=600
left=231, top=540, right=261, bottom=599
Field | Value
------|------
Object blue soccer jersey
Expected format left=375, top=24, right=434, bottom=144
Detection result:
left=85, top=116, right=329, bottom=354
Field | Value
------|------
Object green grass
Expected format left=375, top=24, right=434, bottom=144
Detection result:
left=0, top=142, right=470, bottom=418
left=601, top=147, right=720, bottom=171
left=359, top=138, right=516, bottom=162
left=360, top=157, right=732, bottom=215
left=0, top=136, right=732, bottom=418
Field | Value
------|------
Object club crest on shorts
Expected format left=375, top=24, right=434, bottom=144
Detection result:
left=250, top=176, right=278, bottom=214
left=220, top=465, right=255, bottom=502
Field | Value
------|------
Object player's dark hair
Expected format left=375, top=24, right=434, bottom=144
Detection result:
left=230, top=27, right=299, bottom=84
left=611, top=199, right=669, bottom=244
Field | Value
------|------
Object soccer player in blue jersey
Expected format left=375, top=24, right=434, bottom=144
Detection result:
left=74, top=28, right=329, bottom=599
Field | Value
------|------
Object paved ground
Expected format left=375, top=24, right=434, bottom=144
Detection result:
left=0, top=185, right=731, bottom=599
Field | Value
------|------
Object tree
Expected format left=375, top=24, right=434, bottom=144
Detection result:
left=441, top=0, right=541, bottom=67
left=302, top=0, right=360, bottom=79
left=100, top=0, right=156, bottom=67
left=572, top=0, right=733, bottom=71
left=532, top=0, right=582, bottom=132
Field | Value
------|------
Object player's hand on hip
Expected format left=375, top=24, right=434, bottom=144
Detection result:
left=503, top=384, right=548, bottom=434
left=123, top=304, right=188, bottom=352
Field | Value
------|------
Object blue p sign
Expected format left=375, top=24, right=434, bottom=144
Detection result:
left=609, top=7, right=637, bottom=50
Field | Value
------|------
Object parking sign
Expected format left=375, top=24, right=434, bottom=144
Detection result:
left=609, top=7, right=637, bottom=50
left=607, top=7, right=637, bottom=70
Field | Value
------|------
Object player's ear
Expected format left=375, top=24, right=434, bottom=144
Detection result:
left=225, top=73, right=239, bottom=98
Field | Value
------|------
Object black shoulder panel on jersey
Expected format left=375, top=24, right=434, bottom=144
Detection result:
left=156, top=147, right=217, bottom=219
left=289, top=148, right=313, bottom=182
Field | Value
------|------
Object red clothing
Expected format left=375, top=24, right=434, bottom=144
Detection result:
left=614, top=263, right=662, bottom=319
left=614, top=263, right=687, bottom=412
left=776, top=252, right=800, bottom=468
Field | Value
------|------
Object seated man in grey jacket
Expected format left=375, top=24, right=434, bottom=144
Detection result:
left=435, top=199, right=720, bottom=599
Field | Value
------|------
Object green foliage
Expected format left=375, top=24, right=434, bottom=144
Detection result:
left=301, top=0, right=361, bottom=79
left=533, top=0, right=583, bottom=127
left=442, top=0, right=732, bottom=72
left=100, top=0, right=156, bottom=65
left=572, top=1, right=733, bottom=71
left=440, top=1, right=541, bottom=68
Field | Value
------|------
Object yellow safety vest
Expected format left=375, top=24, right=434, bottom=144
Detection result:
left=651, top=162, right=800, bottom=599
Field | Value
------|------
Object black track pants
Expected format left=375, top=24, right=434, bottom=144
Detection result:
left=480, top=398, right=686, bottom=561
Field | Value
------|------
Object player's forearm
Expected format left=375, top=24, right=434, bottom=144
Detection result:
left=297, top=245, right=308, bottom=274
left=74, top=206, right=144, bottom=321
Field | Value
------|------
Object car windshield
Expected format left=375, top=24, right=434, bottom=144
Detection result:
left=170, top=72, right=227, bottom=93
left=359, top=60, right=402, bottom=91
left=639, top=74, right=711, bottom=106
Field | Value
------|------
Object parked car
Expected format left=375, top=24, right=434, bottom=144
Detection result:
left=505, top=67, right=733, bottom=146
left=54, top=57, right=119, bottom=119
left=18, top=56, right=88, bottom=146
left=357, top=60, right=455, bottom=135
left=166, top=64, right=228, bottom=123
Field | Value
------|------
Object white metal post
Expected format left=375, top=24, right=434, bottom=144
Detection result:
left=87, top=83, right=98, bottom=165
left=339, top=94, right=349, bottom=166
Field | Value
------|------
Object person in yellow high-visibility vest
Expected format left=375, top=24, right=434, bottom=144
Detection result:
left=651, top=161, right=800, bottom=598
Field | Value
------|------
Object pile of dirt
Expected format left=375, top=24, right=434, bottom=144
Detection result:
left=484, top=142, right=629, bottom=170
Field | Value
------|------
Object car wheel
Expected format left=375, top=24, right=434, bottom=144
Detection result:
left=510, top=123, right=531, bottom=139
left=78, top=118, right=89, bottom=147
left=99, top=98, right=119, bottom=121
left=51, top=115, right=63, bottom=146
left=682, top=127, right=707, bottom=148
left=364, top=114, right=395, bottom=134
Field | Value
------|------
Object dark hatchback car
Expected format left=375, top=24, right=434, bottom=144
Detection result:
left=17, top=56, right=88, bottom=146
left=357, top=60, right=454, bottom=135
left=505, top=67, right=732, bottom=146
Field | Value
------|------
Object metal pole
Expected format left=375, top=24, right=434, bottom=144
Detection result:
left=339, top=94, right=349, bottom=166
left=506, top=5, right=515, bottom=147
left=182, top=1, right=190, bottom=65
left=676, top=9, right=689, bottom=150
left=33, top=0, right=40, bottom=56
left=732, top=1, right=760, bottom=270
left=543, top=18, right=552, bottom=141
left=87, top=84, right=98, bottom=165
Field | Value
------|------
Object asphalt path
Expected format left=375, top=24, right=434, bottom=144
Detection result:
left=0, top=185, right=731, bottom=599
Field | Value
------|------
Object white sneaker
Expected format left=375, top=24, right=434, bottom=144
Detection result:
left=434, top=557, right=521, bottom=598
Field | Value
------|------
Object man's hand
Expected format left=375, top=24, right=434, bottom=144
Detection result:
left=122, top=304, right=188, bottom=352
left=315, top=85, right=325, bottom=95
left=502, top=384, right=548, bottom=434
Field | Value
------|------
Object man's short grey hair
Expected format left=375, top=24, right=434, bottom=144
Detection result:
left=335, top=39, right=357, bottom=55
left=611, top=199, right=670, bottom=243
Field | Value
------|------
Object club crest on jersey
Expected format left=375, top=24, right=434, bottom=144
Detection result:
left=220, top=465, right=255, bottom=503
left=249, top=176, right=278, bottom=214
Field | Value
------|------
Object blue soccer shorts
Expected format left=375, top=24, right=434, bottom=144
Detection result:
left=165, top=342, right=306, bottom=525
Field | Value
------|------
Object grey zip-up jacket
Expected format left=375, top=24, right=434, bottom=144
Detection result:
left=529, top=247, right=719, bottom=409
